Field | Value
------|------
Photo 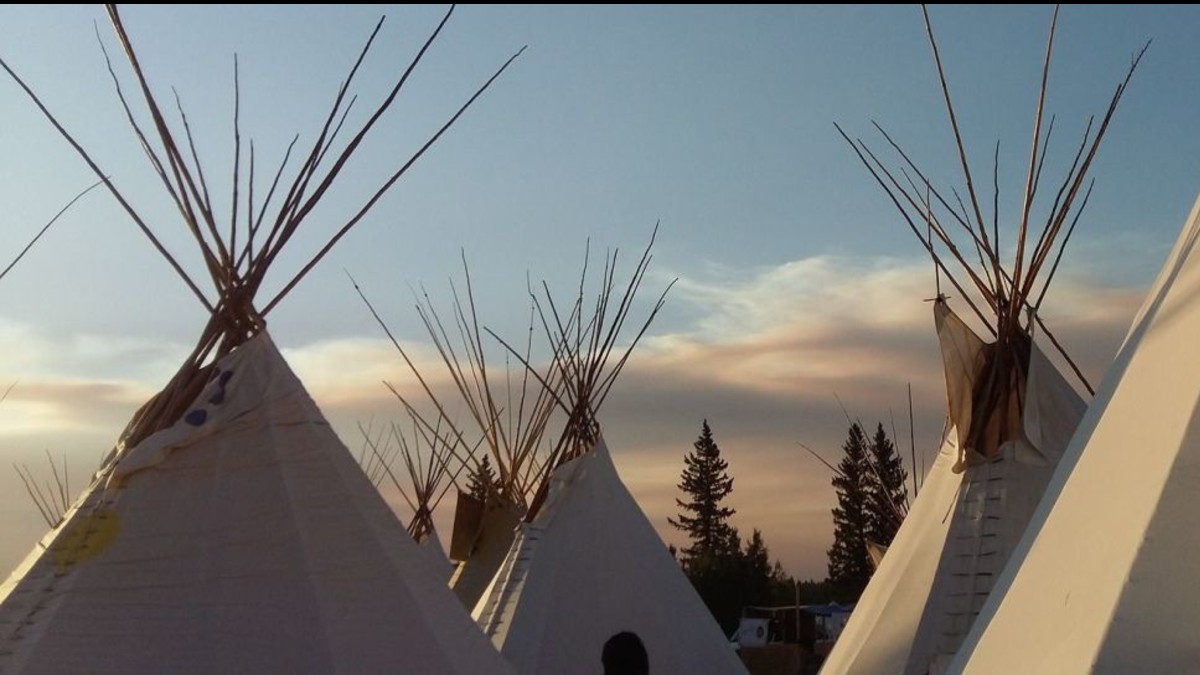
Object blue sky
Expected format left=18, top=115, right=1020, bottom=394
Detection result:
left=0, top=5, right=1197, bottom=579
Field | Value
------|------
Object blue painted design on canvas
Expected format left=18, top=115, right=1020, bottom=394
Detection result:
left=207, top=368, right=235, bottom=405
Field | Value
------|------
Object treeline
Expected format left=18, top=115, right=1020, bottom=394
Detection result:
left=668, top=420, right=831, bottom=634
left=827, top=421, right=909, bottom=601
left=668, top=417, right=911, bottom=634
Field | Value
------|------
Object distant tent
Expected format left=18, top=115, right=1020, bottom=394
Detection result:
left=823, top=7, right=1142, bottom=674
left=359, top=259, right=563, bottom=609
left=357, top=417, right=460, bottom=581
left=470, top=235, right=749, bottom=675
left=396, top=421, right=459, bottom=582
left=949, top=192, right=1200, bottom=673
left=0, top=6, right=518, bottom=672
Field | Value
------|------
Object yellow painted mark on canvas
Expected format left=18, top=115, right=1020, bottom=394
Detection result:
left=52, top=510, right=120, bottom=572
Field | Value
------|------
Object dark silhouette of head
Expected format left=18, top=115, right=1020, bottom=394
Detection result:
left=602, top=631, right=649, bottom=675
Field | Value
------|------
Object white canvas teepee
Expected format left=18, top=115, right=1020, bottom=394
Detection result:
left=948, top=193, right=1200, bottom=674
left=0, top=333, right=513, bottom=673
left=819, top=301, right=1085, bottom=675
left=358, top=419, right=459, bottom=583
left=826, top=7, right=1143, bottom=673
left=357, top=260, right=563, bottom=610
left=474, top=435, right=748, bottom=675
left=0, top=5, right=519, bottom=672
left=467, top=234, right=747, bottom=675
left=397, top=428, right=458, bottom=584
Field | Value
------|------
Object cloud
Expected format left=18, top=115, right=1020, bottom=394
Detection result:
left=282, top=337, right=411, bottom=408
left=0, top=379, right=147, bottom=437
left=0, top=253, right=1148, bottom=580
left=584, top=253, right=1144, bottom=577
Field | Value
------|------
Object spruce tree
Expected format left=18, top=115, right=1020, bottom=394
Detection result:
left=741, top=529, right=773, bottom=608
left=827, top=422, right=874, bottom=601
left=669, top=419, right=736, bottom=564
left=467, top=455, right=501, bottom=502
left=865, top=423, right=908, bottom=547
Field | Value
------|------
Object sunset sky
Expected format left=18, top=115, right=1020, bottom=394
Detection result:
left=1, top=5, right=1198, bottom=580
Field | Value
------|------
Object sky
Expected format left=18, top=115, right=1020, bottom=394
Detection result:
left=0, top=4, right=1198, bottom=581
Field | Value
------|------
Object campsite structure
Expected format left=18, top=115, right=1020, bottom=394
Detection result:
left=357, top=259, right=564, bottom=609
left=372, top=231, right=747, bottom=672
left=467, top=236, right=750, bottom=675
left=356, top=416, right=459, bottom=581
left=823, top=7, right=1142, bottom=674
left=0, top=6, right=519, bottom=672
left=947, top=194, right=1200, bottom=673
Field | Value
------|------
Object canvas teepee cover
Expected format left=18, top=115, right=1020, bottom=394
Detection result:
left=949, top=193, right=1200, bottom=674
left=826, top=7, right=1141, bottom=672
left=0, top=5, right=520, bottom=672
left=474, top=435, right=747, bottom=674
left=469, top=238, right=748, bottom=675
left=360, top=260, right=562, bottom=611
left=0, top=333, right=513, bottom=673
left=819, top=300, right=1085, bottom=675
left=359, top=419, right=459, bottom=583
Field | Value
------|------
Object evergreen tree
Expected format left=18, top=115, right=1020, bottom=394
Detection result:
left=694, top=529, right=795, bottom=634
left=669, top=420, right=744, bottom=633
left=669, top=419, right=736, bottom=564
left=667, top=423, right=804, bottom=634
left=740, top=529, right=773, bottom=609
left=767, top=561, right=796, bottom=606
left=865, top=423, right=908, bottom=547
left=795, top=578, right=835, bottom=605
left=827, top=422, right=874, bottom=601
left=686, top=527, right=744, bottom=635
left=467, top=455, right=501, bottom=502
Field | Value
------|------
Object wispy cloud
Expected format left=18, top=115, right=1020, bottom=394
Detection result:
left=584, top=253, right=1143, bottom=576
left=0, top=253, right=1147, bottom=579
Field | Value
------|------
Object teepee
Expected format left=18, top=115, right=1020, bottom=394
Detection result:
left=359, top=259, right=564, bottom=609
left=823, top=7, right=1142, bottom=674
left=470, top=234, right=749, bottom=675
left=947, top=195, right=1200, bottom=673
left=357, top=416, right=460, bottom=581
left=0, top=6, right=519, bottom=672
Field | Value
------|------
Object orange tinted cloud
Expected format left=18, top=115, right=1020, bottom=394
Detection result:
left=0, top=255, right=1147, bottom=580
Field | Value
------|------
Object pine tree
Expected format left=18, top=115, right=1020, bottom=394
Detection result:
left=741, top=529, right=773, bottom=608
left=669, top=420, right=744, bottom=633
left=688, top=526, right=744, bottom=635
left=669, top=419, right=736, bottom=564
left=827, top=422, right=874, bottom=602
left=865, top=423, right=908, bottom=547
left=768, top=561, right=795, bottom=606
left=467, top=455, right=501, bottom=502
